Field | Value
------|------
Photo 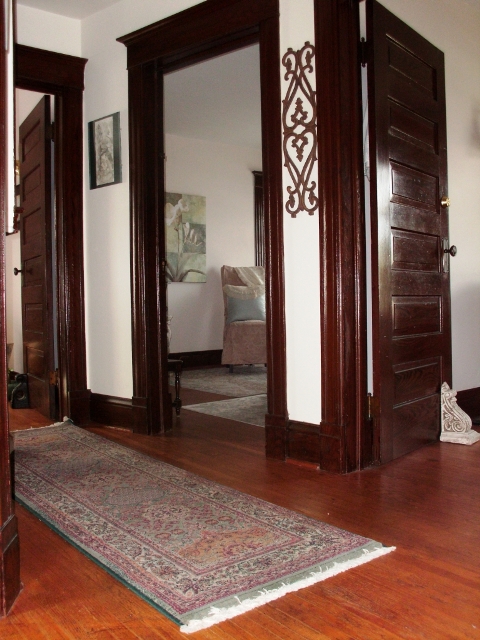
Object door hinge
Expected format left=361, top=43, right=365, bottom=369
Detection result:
left=47, top=121, right=54, bottom=142
left=49, top=369, right=59, bottom=386
left=359, top=38, right=369, bottom=67
left=367, top=393, right=377, bottom=420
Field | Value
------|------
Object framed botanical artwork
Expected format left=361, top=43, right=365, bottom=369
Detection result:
left=165, top=193, right=206, bottom=283
left=88, top=112, right=122, bottom=189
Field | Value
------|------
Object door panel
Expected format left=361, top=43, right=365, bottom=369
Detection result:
left=19, top=95, right=56, bottom=419
left=367, top=0, right=451, bottom=462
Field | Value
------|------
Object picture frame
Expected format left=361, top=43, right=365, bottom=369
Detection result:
left=88, top=112, right=122, bottom=189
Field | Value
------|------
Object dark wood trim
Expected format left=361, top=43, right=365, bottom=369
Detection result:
left=14, top=45, right=86, bottom=91
left=287, top=421, right=343, bottom=474
left=117, top=0, right=277, bottom=69
left=119, top=0, right=287, bottom=442
left=259, top=14, right=288, bottom=456
left=456, top=387, right=480, bottom=421
left=314, top=0, right=368, bottom=472
left=90, top=393, right=133, bottom=429
left=168, top=349, right=222, bottom=368
left=252, top=170, right=265, bottom=267
left=15, top=45, right=90, bottom=425
left=0, top=1, right=21, bottom=615
left=126, top=60, right=171, bottom=435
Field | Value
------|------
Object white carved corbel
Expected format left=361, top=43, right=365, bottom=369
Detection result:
left=440, top=382, right=480, bottom=445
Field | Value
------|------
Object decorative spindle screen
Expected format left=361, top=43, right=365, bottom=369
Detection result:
left=282, top=42, right=318, bottom=218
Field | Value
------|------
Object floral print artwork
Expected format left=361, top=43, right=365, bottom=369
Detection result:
left=165, top=193, right=206, bottom=282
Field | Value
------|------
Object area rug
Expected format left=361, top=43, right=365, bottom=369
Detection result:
left=13, top=424, right=394, bottom=633
left=184, top=394, right=267, bottom=427
left=173, top=365, right=267, bottom=397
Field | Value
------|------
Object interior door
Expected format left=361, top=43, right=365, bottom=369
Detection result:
left=18, top=95, right=56, bottom=419
left=367, top=1, right=452, bottom=462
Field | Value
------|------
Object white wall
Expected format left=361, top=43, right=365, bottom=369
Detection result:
left=81, top=0, right=202, bottom=397
left=380, top=0, right=480, bottom=390
left=16, top=5, right=81, bottom=56
left=280, top=0, right=321, bottom=424
left=165, top=134, right=261, bottom=353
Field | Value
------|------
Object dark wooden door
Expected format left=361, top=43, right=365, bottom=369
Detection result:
left=367, top=1, right=452, bottom=462
left=18, top=95, right=56, bottom=419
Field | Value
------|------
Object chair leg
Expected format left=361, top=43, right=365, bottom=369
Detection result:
left=174, top=368, right=182, bottom=415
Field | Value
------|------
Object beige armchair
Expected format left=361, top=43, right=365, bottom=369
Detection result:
left=221, top=265, right=267, bottom=371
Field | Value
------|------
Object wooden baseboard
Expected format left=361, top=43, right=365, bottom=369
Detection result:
left=265, top=413, right=288, bottom=459
left=168, top=349, right=222, bottom=368
left=287, top=420, right=343, bottom=474
left=456, top=387, right=480, bottom=420
left=90, top=393, right=133, bottom=430
left=266, top=416, right=345, bottom=473
left=68, top=389, right=91, bottom=426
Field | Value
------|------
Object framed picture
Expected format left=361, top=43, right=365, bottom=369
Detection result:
left=165, top=193, right=207, bottom=283
left=88, top=112, right=122, bottom=189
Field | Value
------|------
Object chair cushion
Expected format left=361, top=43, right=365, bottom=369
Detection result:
left=226, top=294, right=266, bottom=324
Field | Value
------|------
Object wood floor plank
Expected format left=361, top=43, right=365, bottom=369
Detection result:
left=2, top=404, right=480, bottom=639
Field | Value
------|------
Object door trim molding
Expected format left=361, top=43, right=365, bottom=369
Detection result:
left=118, top=0, right=288, bottom=439
left=15, top=44, right=90, bottom=424
left=314, top=0, right=369, bottom=472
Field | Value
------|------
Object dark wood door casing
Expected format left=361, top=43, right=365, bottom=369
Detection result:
left=15, top=45, right=90, bottom=424
left=309, top=0, right=368, bottom=472
left=118, top=0, right=287, bottom=439
left=367, top=1, right=451, bottom=462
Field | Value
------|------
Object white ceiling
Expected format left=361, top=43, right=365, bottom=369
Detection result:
left=17, top=0, right=123, bottom=19
left=17, top=0, right=480, bottom=19
left=164, top=46, right=261, bottom=150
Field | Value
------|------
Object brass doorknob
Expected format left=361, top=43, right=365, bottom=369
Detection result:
left=444, top=245, right=457, bottom=257
left=440, top=195, right=451, bottom=208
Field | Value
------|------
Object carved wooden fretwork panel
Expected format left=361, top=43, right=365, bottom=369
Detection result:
left=282, top=42, right=318, bottom=218
left=440, top=382, right=480, bottom=445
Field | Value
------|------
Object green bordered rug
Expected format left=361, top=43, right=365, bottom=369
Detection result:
left=173, top=365, right=267, bottom=397
left=13, top=424, right=394, bottom=633
left=184, top=393, right=267, bottom=427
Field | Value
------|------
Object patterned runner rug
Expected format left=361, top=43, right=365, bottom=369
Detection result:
left=13, top=424, right=394, bottom=633
left=175, top=365, right=267, bottom=397
left=184, top=394, right=267, bottom=427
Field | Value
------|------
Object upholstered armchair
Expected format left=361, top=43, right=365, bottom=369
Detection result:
left=221, top=265, right=267, bottom=371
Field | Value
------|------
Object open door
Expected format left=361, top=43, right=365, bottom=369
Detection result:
left=367, top=0, right=452, bottom=462
left=18, top=95, right=57, bottom=419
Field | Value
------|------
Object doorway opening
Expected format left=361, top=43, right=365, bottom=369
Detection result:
left=163, top=44, right=268, bottom=433
left=118, top=0, right=287, bottom=450
left=14, top=43, right=89, bottom=425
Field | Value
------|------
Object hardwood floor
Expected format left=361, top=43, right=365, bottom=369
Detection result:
left=2, top=396, right=480, bottom=639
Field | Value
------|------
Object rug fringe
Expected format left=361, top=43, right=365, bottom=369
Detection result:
left=11, top=418, right=74, bottom=434
left=180, top=545, right=395, bottom=634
